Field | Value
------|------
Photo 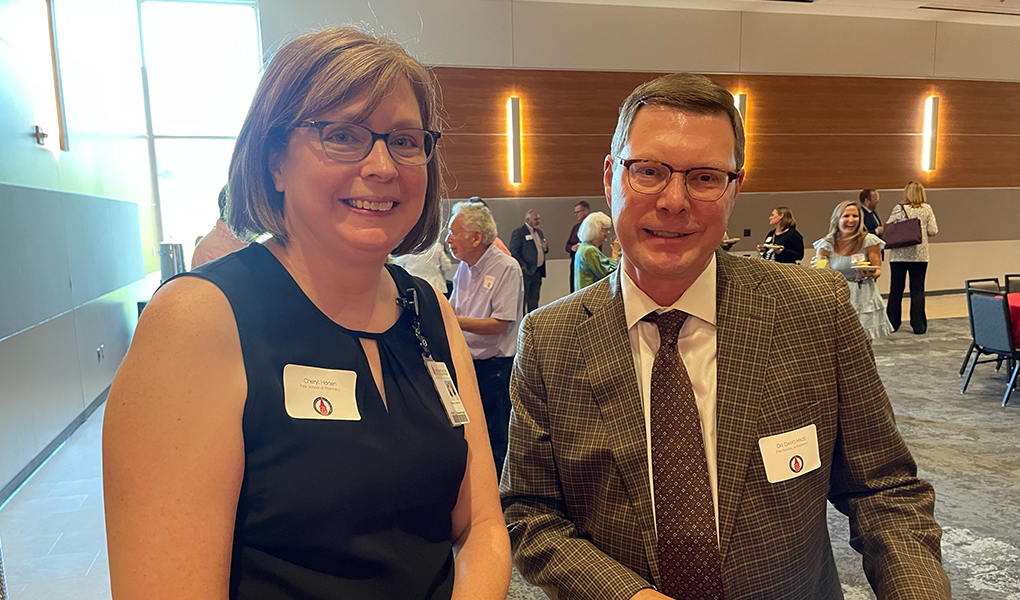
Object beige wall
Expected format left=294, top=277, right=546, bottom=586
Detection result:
left=259, top=0, right=1020, bottom=82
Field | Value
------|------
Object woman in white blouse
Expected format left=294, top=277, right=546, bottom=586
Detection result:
left=886, top=181, right=939, bottom=334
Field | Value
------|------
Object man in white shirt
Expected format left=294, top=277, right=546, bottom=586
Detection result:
left=501, top=73, right=949, bottom=600
left=447, top=201, right=524, bottom=478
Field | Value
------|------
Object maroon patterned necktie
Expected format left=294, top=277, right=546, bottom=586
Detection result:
left=644, top=310, right=724, bottom=599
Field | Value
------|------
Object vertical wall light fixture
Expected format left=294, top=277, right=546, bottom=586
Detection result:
left=922, top=95, right=939, bottom=171
left=507, top=96, right=522, bottom=185
left=733, top=92, right=747, bottom=121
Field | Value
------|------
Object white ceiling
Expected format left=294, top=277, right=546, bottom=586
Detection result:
left=523, top=0, right=1020, bottom=25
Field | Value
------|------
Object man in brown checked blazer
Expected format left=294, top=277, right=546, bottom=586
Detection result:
left=501, top=74, right=950, bottom=600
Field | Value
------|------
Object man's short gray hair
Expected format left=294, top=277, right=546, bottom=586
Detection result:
left=451, top=201, right=498, bottom=246
left=611, top=73, right=745, bottom=170
left=578, top=211, right=612, bottom=243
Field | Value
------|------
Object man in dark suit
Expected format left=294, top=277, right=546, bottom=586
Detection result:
left=861, top=188, right=884, bottom=236
left=501, top=73, right=949, bottom=600
left=509, top=210, right=549, bottom=314
left=565, top=201, right=591, bottom=293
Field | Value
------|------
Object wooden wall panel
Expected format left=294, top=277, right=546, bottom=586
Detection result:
left=432, top=67, right=1020, bottom=197
left=438, top=132, right=609, bottom=198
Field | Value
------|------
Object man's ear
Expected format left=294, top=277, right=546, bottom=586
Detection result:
left=268, top=148, right=287, bottom=193
left=733, top=168, right=746, bottom=197
left=603, top=154, right=615, bottom=210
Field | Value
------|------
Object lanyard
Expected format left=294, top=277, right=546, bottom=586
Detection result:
left=396, top=287, right=433, bottom=360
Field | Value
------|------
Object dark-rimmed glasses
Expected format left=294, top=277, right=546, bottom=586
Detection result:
left=296, top=121, right=441, bottom=167
left=613, top=156, right=739, bottom=201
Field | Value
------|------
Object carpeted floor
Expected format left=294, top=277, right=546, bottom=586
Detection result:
left=508, top=317, right=1020, bottom=599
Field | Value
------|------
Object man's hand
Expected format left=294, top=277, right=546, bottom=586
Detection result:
left=630, top=589, right=673, bottom=600
left=876, top=225, right=884, bottom=235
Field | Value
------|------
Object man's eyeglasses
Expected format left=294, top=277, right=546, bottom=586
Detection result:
left=296, top=121, right=441, bottom=167
left=612, top=156, right=739, bottom=201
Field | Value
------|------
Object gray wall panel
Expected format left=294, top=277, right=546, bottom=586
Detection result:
left=0, top=312, right=84, bottom=489
left=727, top=188, right=1020, bottom=255
left=0, top=185, right=72, bottom=340
left=64, top=192, right=145, bottom=307
left=73, top=279, right=146, bottom=403
left=0, top=184, right=145, bottom=340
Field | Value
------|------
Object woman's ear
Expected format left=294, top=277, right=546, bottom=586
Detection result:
left=268, top=147, right=287, bottom=193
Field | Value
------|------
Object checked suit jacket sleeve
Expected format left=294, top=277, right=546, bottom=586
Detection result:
left=501, top=251, right=949, bottom=600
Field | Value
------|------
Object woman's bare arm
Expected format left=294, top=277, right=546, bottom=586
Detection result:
left=434, top=288, right=512, bottom=600
left=104, top=277, right=247, bottom=600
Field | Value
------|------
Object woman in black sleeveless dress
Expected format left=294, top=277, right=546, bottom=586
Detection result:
left=103, top=26, right=511, bottom=600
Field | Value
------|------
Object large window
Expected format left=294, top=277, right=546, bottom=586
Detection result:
left=139, top=1, right=260, bottom=268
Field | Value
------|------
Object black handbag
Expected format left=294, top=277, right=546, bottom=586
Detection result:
left=883, top=204, right=922, bottom=249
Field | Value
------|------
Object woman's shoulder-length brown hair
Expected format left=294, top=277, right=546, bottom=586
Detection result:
left=226, top=25, right=444, bottom=255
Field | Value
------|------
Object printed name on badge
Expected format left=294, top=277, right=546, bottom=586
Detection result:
left=757, top=424, right=821, bottom=484
left=424, top=358, right=470, bottom=427
left=283, top=364, right=361, bottom=421
left=483, top=275, right=496, bottom=289
left=525, top=234, right=533, bottom=241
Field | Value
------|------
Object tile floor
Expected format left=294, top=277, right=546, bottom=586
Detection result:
left=0, top=404, right=108, bottom=599
left=0, top=292, right=988, bottom=600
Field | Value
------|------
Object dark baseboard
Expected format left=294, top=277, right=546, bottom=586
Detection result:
left=883, top=289, right=963, bottom=299
left=0, top=387, right=109, bottom=505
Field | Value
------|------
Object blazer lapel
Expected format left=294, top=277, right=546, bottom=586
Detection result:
left=714, top=252, right=775, bottom=560
left=576, top=271, right=661, bottom=585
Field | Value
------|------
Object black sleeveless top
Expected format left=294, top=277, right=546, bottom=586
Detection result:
left=184, top=244, right=467, bottom=600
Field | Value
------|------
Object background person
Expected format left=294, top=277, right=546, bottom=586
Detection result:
left=573, top=211, right=619, bottom=290
left=191, top=184, right=247, bottom=269
left=565, top=200, right=592, bottom=292
left=467, top=196, right=510, bottom=255
left=391, top=240, right=454, bottom=295
left=103, top=26, right=510, bottom=600
left=886, top=181, right=939, bottom=334
left=860, top=188, right=883, bottom=236
left=756, top=206, right=803, bottom=263
left=509, top=209, right=549, bottom=314
left=447, top=201, right=524, bottom=479
left=813, top=200, right=893, bottom=339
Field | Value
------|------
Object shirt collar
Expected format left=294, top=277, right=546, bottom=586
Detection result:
left=468, top=243, right=499, bottom=273
left=621, top=254, right=717, bottom=330
left=525, top=222, right=536, bottom=234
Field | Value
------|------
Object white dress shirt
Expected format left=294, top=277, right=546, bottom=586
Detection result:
left=620, top=255, right=720, bottom=539
left=526, top=222, right=544, bottom=268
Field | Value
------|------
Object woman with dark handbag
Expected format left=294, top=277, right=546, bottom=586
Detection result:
left=886, top=181, right=939, bottom=334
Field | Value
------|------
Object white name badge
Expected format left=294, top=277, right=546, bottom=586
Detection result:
left=483, top=275, right=496, bottom=289
left=424, top=358, right=470, bottom=427
left=525, top=234, right=533, bottom=241
left=283, top=364, right=361, bottom=421
left=757, top=424, right=821, bottom=483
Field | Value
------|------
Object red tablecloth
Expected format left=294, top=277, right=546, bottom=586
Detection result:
left=1008, top=293, right=1020, bottom=342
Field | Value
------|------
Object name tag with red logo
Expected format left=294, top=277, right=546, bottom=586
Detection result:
left=283, top=364, right=361, bottom=421
left=757, top=424, right=821, bottom=483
